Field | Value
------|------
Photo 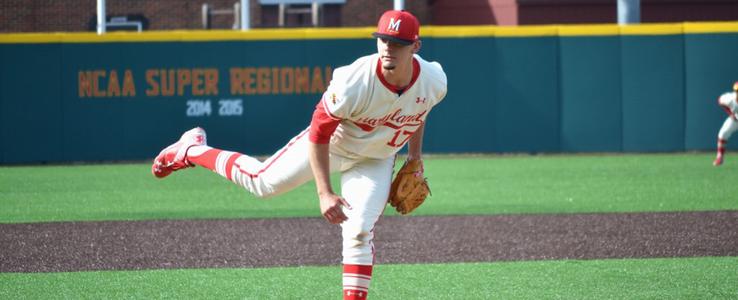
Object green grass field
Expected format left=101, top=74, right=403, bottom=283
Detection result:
left=2, top=257, right=736, bottom=299
left=1, top=153, right=737, bottom=299
left=2, top=153, right=736, bottom=223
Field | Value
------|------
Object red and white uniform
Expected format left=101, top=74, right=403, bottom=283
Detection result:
left=161, top=9, right=444, bottom=299
left=717, top=92, right=738, bottom=140
left=188, top=52, right=447, bottom=268
left=310, top=53, right=446, bottom=267
left=311, top=53, right=447, bottom=159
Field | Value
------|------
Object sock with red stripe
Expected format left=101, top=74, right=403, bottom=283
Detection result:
left=186, top=146, right=218, bottom=170
left=717, top=139, right=727, bottom=156
left=343, top=264, right=372, bottom=300
left=186, top=145, right=258, bottom=182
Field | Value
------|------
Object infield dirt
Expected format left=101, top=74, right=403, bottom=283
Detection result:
left=1, top=211, right=736, bottom=273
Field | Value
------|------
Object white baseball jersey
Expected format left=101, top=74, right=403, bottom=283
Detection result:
left=310, top=53, right=447, bottom=159
left=718, top=92, right=738, bottom=118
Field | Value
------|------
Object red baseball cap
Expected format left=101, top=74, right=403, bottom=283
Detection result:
left=372, top=10, right=420, bottom=45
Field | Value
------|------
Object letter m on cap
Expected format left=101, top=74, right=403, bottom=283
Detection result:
left=388, top=18, right=401, bottom=32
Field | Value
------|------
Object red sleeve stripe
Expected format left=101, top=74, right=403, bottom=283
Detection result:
left=309, top=100, right=341, bottom=144
left=321, top=97, right=342, bottom=121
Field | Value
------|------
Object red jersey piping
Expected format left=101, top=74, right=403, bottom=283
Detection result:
left=376, top=57, right=420, bottom=95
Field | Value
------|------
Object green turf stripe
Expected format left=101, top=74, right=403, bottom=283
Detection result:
left=1, top=257, right=735, bottom=299
left=1, top=153, right=737, bottom=223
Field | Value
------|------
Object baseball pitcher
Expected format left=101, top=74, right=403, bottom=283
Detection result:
left=714, top=81, right=738, bottom=166
left=152, top=10, right=447, bottom=300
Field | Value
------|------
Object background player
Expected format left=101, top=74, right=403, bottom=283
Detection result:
left=713, top=81, right=738, bottom=166
left=152, top=10, right=447, bottom=300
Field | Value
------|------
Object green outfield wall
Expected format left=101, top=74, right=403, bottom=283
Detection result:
left=1, top=23, right=737, bottom=164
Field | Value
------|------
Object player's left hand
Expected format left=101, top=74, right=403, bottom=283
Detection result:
left=318, top=192, right=352, bottom=224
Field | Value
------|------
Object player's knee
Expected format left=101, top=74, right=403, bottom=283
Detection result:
left=239, top=181, right=278, bottom=199
left=250, top=187, right=278, bottom=199
left=719, top=132, right=731, bottom=141
left=344, top=230, right=372, bottom=248
left=342, top=226, right=375, bottom=253
left=342, top=229, right=374, bottom=264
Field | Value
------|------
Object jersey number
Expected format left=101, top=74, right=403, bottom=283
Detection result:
left=387, top=129, right=414, bottom=147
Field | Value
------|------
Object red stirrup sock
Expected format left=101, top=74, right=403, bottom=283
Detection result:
left=717, top=139, right=727, bottom=156
left=343, top=264, right=373, bottom=300
left=187, top=147, right=243, bottom=181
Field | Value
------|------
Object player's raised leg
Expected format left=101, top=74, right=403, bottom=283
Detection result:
left=153, top=127, right=332, bottom=198
left=339, top=156, right=394, bottom=300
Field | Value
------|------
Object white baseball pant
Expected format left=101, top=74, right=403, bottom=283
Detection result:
left=191, top=128, right=394, bottom=265
left=718, top=117, right=738, bottom=141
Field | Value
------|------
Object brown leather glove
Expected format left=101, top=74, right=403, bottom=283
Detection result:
left=388, top=159, right=430, bottom=215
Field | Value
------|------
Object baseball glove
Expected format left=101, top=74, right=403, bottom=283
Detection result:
left=388, top=159, right=430, bottom=215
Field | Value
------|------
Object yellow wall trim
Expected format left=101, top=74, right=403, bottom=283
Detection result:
left=1, top=22, right=737, bottom=44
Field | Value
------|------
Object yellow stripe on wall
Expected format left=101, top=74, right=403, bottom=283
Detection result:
left=684, top=21, right=738, bottom=34
left=1, top=22, right=737, bottom=44
left=619, top=23, right=684, bottom=35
